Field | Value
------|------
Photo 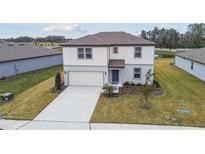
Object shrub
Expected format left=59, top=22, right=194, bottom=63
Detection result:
left=104, top=85, right=117, bottom=97
left=55, top=73, right=62, bottom=90
left=0, top=76, right=6, bottom=80
left=123, top=81, right=130, bottom=86
left=136, top=83, right=142, bottom=86
left=130, top=82, right=136, bottom=86
left=153, top=80, right=160, bottom=88
left=161, top=54, right=175, bottom=58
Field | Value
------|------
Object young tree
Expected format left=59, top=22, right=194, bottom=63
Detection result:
left=140, top=69, right=153, bottom=109
left=55, top=73, right=62, bottom=90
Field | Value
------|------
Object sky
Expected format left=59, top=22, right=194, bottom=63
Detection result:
left=0, top=23, right=190, bottom=39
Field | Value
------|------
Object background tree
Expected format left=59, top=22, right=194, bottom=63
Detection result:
left=140, top=23, right=205, bottom=49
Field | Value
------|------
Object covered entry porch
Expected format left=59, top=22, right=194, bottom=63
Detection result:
left=108, top=59, right=125, bottom=87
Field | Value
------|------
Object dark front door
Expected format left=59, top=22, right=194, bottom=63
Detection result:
left=112, top=70, right=119, bottom=83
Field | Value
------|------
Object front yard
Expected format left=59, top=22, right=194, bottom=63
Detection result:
left=0, top=65, right=63, bottom=96
left=91, top=58, right=205, bottom=127
left=0, top=65, right=63, bottom=120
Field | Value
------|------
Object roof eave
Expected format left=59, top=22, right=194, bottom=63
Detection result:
left=175, top=55, right=205, bottom=65
left=0, top=53, right=62, bottom=63
left=60, top=43, right=156, bottom=47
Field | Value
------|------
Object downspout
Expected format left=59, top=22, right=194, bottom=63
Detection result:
left=108, top=46, right=110, bottom=83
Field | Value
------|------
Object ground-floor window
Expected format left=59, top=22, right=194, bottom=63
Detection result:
left=133, top=67, right=141, bottom=79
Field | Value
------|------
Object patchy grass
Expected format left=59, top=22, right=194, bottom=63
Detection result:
left=91, top=58, right=205, bottom=127
left=0, top=65, right=63, bottom=97
left=0, top=77, right=61, bottom=120
left=53, top=47, right=63, bottom=52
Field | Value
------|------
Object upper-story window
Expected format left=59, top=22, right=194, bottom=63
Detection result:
left=113, top=47, right=118, bottom=54
left=134, top=47, right=142, bottom=58
left=78, top=48, right=92, bottom=59
left=78, top=48, right=84, bottom=59
left=85, top=48, right=92, bottom=58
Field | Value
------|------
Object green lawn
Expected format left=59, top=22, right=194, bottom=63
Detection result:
left=0, top=65, right=63, bottom=119
left=53, top=47, right=63, bottom=52
left=0, top=65, right=63, bottom=97
left=155, top=50, right=175, bottom=58
left=91, top=58, right=205, bottom=127
left=0, top=77, right=60, bottom=120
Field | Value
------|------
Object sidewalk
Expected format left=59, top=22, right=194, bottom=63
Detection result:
left=0, top=119, right=204, bottom=130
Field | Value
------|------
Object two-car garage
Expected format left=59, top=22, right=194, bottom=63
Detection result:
left=68, top=71, right=104, bottom=86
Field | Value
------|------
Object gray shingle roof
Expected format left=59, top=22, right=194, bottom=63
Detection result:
left=61, top=32, right=156, bottom=46
left=108, top=59, right=125, bottom=68
left=175, top=48, right=205, bottom=64
left=0, top=43, right=62, bottom=63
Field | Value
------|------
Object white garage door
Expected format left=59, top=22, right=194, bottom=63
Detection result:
left=69, top=71, right=104, bottom=86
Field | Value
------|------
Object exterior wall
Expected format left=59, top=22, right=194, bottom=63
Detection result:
left=121, top=64, right=153, bottom=85
left=62, top=45, right=155, bottom=86
left=0, top=54, right=63, bottom=78
left=175, top=56, right=205, bottom=81
left=63, top=65, right=108, bottom=86
left=109, top=46, right=155, bottom=65
left=63, top=47, right=109, bottom=66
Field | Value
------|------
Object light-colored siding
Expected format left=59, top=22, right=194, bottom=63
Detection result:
left=63, top=47, right=108, bottom=66
left=121, top=64, right=153, bottom=84
left=0, top=54, right=63, bottom=78
left=63, top=66, right=108, bottom=86
left=175, top=56, right=205, bottom=81
left=109, top=46, right=155, bottom=65
left=63, top=46, right=155, bottom=86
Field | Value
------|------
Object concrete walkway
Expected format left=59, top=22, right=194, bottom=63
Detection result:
left=90, top=123, right=204, bottom=130
left=0, top=119, right=30, bottom=130
left=0, top=119, right=204, bottom=130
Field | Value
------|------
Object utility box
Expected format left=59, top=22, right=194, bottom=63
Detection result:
left=0, top=93, right=14, bottom=102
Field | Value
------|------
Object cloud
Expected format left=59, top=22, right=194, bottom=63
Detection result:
left=43, top=24, right=86, bottom=33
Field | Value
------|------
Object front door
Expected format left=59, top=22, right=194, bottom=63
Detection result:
left=112, top=70, right=119, bottom=84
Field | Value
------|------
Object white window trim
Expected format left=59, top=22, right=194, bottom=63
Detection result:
left=133, top=67, right=141, bottom=80
left=85, top=48, right=93, bottom=59
left=113, top=47, right=118, bottom=54
left=77, top=48, right=93, bottom=59
left=134, top=46, right=142, bottom=58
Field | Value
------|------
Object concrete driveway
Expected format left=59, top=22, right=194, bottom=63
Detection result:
left=21, top=86, right=102, bottom=129
left=35, top=86, right=102, bottom=122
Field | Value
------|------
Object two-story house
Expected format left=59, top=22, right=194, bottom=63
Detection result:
left=61, top=32, right=156, bottom=87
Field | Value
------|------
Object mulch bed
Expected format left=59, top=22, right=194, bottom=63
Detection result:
left=119, top=83, right=163, bottom=96
left=50, top=85, right=68, bottom=93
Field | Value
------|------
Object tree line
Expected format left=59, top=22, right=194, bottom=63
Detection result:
left=140, top=23, right=205, bottom=49
left=6, top=35, right=67, bottom=43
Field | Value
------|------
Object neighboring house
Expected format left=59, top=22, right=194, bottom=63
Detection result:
left=0, top=43, right=63, bottom=78
left=175, top=48, right=205, bottom=81
left=61, top=32, right=156, bottom=87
